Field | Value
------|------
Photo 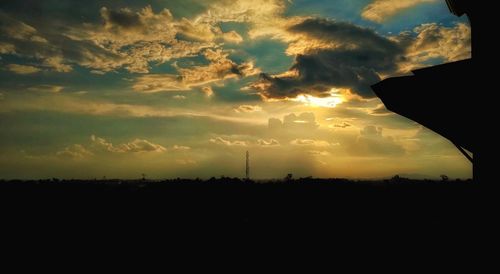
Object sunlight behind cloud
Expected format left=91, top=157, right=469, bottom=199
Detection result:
left=292, top=89, right=344, bottom=108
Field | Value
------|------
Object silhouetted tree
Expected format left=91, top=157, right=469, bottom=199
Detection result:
left=440, top=175, right=449, bottom=182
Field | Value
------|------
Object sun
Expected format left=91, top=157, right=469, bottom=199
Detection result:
left=292, top=89, right=345, bottom=108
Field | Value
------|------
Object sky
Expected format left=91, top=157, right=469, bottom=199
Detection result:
left=0, top=0, right=472, bottom=180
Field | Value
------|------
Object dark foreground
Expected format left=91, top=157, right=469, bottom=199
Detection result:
left=0, top=177, right=482, bottom=232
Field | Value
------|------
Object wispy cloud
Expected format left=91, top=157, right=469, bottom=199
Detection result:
left=257, top=139, right=280, bottom=147
left=361, top=0, right=437, bottom=23
left=234, top=105, right=262, bottom=113
left=210, top=137, right=247, bottom=146
left=0, top=95, right=264, bottom=125
left=27, top=85, right=64, bottom=93
left=172, top=145, right=191, bottom=151
left=290, top=139, right=332, bottom=147
left=6, top=64, right=41, bottom=74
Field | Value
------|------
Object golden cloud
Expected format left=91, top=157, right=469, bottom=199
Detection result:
left=6, top=64, right=41, bottom=74
left=210, top=136, right=247, bottom=146
left=201, top=86, right=215, bottom=97
left=362, top=0, right=437, bottom=23
left=27, top=85, right=64, bottom=93
left=133, top=49, right=259, bottom=92
left=56, top=144, right=94, bottom=159
left=257, top=139, right=280, bottom=146
left=398, top=23, right=471, bottom=72
left=90, top=135, right=167, bottom=153
left=290, top=139, right=332, bottom=147
left=234, top=105, right=262, bottom=113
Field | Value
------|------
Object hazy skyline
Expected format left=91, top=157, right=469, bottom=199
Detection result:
left=0, top=0, right=472, bottom=179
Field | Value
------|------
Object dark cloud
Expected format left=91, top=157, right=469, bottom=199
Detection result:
left=0, top=11, right=125, bottom=72
left=100, top=7, right=143, bottom=29
left=289, top=19, right=401, bottom=55
left=251, top=18, right=407, bottom=99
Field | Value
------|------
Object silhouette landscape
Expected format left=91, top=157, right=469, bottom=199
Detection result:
left=0, top=176, right=478, bottom=228
left=0, top=0, right=476, bottom=229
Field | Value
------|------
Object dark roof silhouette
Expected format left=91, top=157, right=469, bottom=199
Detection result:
left=445, top=0, right=469, bottom=16
left=371, top=0, right=473, bottom=161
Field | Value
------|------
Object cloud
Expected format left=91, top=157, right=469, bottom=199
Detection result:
left=0, top=6, right=214, bottom=74
left=290, top=139, right=332, bottom=147
left=221, top=31, right=244, bottom=44
left=257, top=139, right=280, bottom=146
left=176, top=17, right=216, bottom=42
left=210, top=136, right=247, bottom=146
left=90, top=70, right=106, bottom=75
left=202, top=0, right=299, bottom=41
left=200, top=0, right=287, bottom=24
left=361, top=125, right=383, bottom=136
left=6, top=64, right=41, bottom=74
left=349, top=125, right=405, bottom=156
left=308, top=150, right=331, bottom=156
left=249, top=18, right=470, bottom=100
left=176, top=159, right=197, bottom=165
left=90, top=135, right=166, bottom=153
left=56, top=144, right=93, bottom=159
left=176, top=16, right=242, bottom=44
left=234, top=105, right=262, bottom=113
left=27, top=85, right=64, bottom=93
left=80, top=5, right=258, bottom=74
left=0, top=13, right=76, bottom=72
left=173, top=95, right=187, bottom=100
left=89, top=135, right=117, bottom=152
left=250, top=18, right=405, bottom=99
left=62, top=5, right=254, bottom=75
left=201, top=86, right=215, bottom=97
left=100, top=7, right=147, bottom=30
left=133, top=49, right=259, bottom=92
left=269, top=112, right=319, bottom=130
left=362, top=0, right=437, bottom=23
left=370, top=104, right=392, bottom=116
left=0, top=94, right=264, bottom=125
left=172, top=145, right=191, bottom=151
left=42, top=57, right=73, bottom=73
left=332, top=122, right=352, bottom=128
left=0, top=11, right=48, bottom=43
left=398, top=23, right=471, bottom=72
left=120, top=139, right=167, bottom=153
left=92, top=5, right=175, bottom=43
left=54, top=135, right=167, bottom=160
left=0, top=42, right=15, bottom=54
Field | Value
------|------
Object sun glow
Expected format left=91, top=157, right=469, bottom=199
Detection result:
left=292, top=91, right=344, bottom=108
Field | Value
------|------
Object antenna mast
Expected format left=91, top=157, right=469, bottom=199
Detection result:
left=245, top=151, right=250, bottom=179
